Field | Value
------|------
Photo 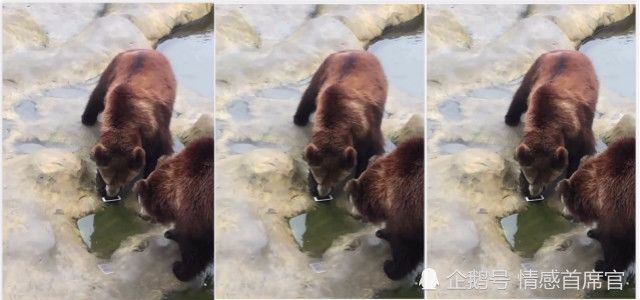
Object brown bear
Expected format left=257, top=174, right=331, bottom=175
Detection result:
left=134, top=136, right=214, bottom=281
left=345, top=137, right=424, bottom=280
left=504, top=50, right=598, bottom=198
left=82, top=49, right=176, bottom=198
left=293, top=50, right=387, bottom=197
left=557, top=137, right=635, bottom=274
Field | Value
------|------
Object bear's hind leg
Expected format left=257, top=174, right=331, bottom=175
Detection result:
left=505, top=62, right=537, bottom=126
left=82, top=61, right=116, bottom=126
left=173, top=237, right=213, bottom=282
left=293, top=84, right=319, bottom=126
left=384, top=237, right=418, bottom=280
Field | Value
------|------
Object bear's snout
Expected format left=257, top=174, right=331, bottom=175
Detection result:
left=317, top=185, right=332, bottom=197
left=105, top=185, right=120, bottom=197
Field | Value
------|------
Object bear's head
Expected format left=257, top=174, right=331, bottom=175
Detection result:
left=556, top=155, right=598, bottom=223
left=133, top=155, right=174, bottom=224
left=304, top=143, right=356, bottom=197
left=515, top=143, right=568, bottom=197
left=91, top=143, right=145, bottom=197
left=344, top=155, right=386, bottom=223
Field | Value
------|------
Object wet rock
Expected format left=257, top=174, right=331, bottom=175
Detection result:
left=3, top=14, right=150, bottom=95
left=529, top=4, right=635, bottom=43
left=177, top=113, right=214, bottom=145
left=317, top=4, right=423, bottom=42
left=602, top=114, right=635, bottom=146
left=531, top=228, right=603, bottom=298
left=2, top=7, right=48, bottom=52
left=426, top=9, right=470, bottom=53
left=390, top=114, right=424, bottom=145
left=9, top=3, right=104, bottom=48
left=215, top=9, right=261, bottom=53
left=105, top=3, right=213, bottom=42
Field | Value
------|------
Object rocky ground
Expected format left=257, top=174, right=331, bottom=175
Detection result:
left=426, top=4, right=635, bottom=298
left=3, top=4, right=213, bottom=300
left=214, top=4, right=424, bottom=298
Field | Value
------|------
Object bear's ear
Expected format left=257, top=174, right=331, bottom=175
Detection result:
left=579, top=154, right=592, bottom=166
left=156, top=155, right=170, bottom=167
left=344, top=179, right=359, bottom=195
left=367, top=155, right=381, bottom=168
left=133, top=179, right=147, bottom=194
left=556, top=179, right=570, bottom=194
left=343, top=146, right=357, bottom=169
left=515, top=144, right=533, bottom=166
left=304, top=143, right=322, bottom=166
left=91, top=143, right=111, bottom=166
left=552, top=147, right=568, bottom=169
left=129, top=147, right=146, bottom=169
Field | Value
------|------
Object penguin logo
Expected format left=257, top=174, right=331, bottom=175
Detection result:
left=419, top=268, right=439, bottom=290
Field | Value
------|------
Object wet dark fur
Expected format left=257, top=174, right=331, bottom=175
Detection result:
left=558, top=138, right=635, bottom=274
left=505, top=50, right=598, bottom=197
left=345, top=138, right=424, bottom=280
left=134, top=137, right=214, bottom=281
left=293, top=50, right=387, bottom=192
left=82, top=49, right=176, bottom=196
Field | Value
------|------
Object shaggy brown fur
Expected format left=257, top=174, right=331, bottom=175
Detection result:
left=294, top=50, right=387, bottom=197
left=134, top=137, right=214, bottom=281
left=505, top=50, right=598, bottom=197
left=345, top=137, right=424, bottom=280
left=82, top=49, right=176, bottom=197
left=558, top=138, right=635, bottom=274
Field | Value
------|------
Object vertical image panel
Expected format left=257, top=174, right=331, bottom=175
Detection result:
left=214, top=4, right=425, bottom=298
left=2, top=3, right=214, bottom=300
left=425, top=4, right=636, bottom=299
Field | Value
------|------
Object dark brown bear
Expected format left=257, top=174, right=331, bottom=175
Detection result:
left=557, top=138, right=635, bottom=274
left=345, top=137, right=424, bottom=280
left=505, top=50, right=598, bottom=198
left=82, top=49, right=176, bottom=198
left=293, top=50, right=387, bottom=197
left=134, top=136, right=214, bottom=281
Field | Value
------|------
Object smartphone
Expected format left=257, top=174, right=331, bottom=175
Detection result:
left=102, top=195, right=122, bottom=203
left=525, top=195, right=545, bottom=202
left=313, top=195, right=334, bottom=202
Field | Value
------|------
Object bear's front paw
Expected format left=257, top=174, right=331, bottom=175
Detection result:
left=504, top=114, right=520, bottom=127
left=293, top=114, right=309, bottom=126
left=172, top=261, right=193, bottom=282
left=383, top=260, right=405, bottom=281
left=375, top=229, right=389, bottom=241
left=164, top=229, right=177, bottom=241
left=594, top=260, right=607, bottom=273
left=82, top=114, right=97, bottom=126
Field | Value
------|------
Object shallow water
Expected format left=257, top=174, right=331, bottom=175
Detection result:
left=368, top=13, right=424, bottom=99
left=77, top=196, right=153, bottom=259
left=580, top=15, right=635, bottom=99
left=500, top=200, right=575, bottom=258
left=288, top=195, right=365, bottom=258
left=156, top=12, right=214, bottom=98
